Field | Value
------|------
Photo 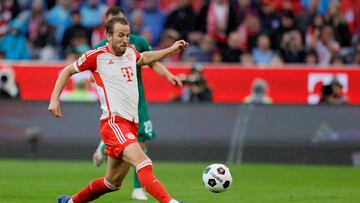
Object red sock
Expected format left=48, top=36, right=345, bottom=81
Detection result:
left=136, top=160, right=172, bottom=203
left=72, top=177, right=117, bottom=203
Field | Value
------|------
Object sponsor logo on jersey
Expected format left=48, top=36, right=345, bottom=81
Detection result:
left=107, top=59, right=114, bottom=65
left=121, top=66, right=134, bottom=82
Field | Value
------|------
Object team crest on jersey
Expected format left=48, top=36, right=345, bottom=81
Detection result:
left=125, top=53, right=133, bottom=61
left=126, top=132, right=135, bottom=140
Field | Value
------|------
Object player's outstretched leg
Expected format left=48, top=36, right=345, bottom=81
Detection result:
left=132, top=142, right=148, bottom=200
left=59, top=177, right=118, bottom=203
left=123, top=143, right=181, bottom=203
left=136, top=160, right=173, bottom=202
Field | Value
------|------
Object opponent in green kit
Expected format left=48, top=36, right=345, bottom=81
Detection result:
left=92, top=7, right=182, bottom=200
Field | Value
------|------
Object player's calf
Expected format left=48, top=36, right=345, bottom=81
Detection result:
left=69, top=177, right=118, bottom=203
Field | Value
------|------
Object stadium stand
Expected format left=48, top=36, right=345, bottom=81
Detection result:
left=1, top=0, right=360, bottom=65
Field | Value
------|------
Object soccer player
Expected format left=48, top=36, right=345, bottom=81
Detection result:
left=49, top=16, right=188, bottom=203
left=91, top=6, right=182, bottom=200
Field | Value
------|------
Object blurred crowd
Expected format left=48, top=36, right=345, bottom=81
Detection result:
left=1, top=0, right=360, bottom=66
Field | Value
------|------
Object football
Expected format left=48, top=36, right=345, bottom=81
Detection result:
left=202, top=163, right=233, bottom=193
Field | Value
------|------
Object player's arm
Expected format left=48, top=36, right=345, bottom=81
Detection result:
left=138, top=40, right=188, bottom=66
left=49, top=49, right=97, bottom=117
left=137, top=36, right=182, bottom=86
left=149, top=61, right=182, bottom=86
left=48, top=65, right=77, bottom=117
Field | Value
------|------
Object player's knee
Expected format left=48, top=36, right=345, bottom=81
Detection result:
left=130, top=148, right=149, bottom=166
left=135, top=158, right=152, bottom=173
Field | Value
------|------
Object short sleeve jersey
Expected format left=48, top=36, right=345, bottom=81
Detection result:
left=73, top=44, right=142, bottom=122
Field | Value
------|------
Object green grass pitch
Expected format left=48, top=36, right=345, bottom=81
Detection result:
left=0, top=160, right=360, bottom=203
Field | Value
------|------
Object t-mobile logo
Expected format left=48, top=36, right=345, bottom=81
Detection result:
left=121, top=66, right=134, bottom=82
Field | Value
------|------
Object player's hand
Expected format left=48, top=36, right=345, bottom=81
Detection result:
left=48, top=98, right=62, bottom=117
left=171, top=40, right=189, bottom=53
left=92, top=148, right=104, bottom=167
left=167, top=74, right=183, bottom=86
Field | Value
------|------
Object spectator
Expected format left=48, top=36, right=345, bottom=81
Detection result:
left=305, top=14, right=325, bottom=49
left=274, top=11, right=297, bottom=50
left=340, top=0, right=358, bottom=34
left=0, top=67, right=19, bottom=99
left=197, top=0, right=238, bottom=47
left=80, top=0, right=107, bottom=29
left=315, top=25, right=340, bottom=66
left=46, top=0, right=72, bottom=44
left=15, top=0, right=46, bottom=43
left=236, top=14, right=261, bottom=51
left=330, top=55, right=344, bottom=66
left=0, top=0, right=20, bottom=38
left=130, top=9, right=145, bottom=35
left=222, top=32, right=242, bottom=62
left=352, top=28, right=360, bottom=47
left=351, top=40, right=360, bottom=64
left=142, top=0, right=165, bottom=46
left=64, top=38, right=90, bottom=62
left=353, top=39, right=360, bottom=54
left=234, top=0, right=259, bottom=26
left=0, top=20, right=30, bottom=60
left=91, top=4, right=110, bottom=47
left=352, top=52, right=360, bottom=64
left=296, top=0, right=320, bottom=35
left=182, top=34, right=215, bottom=63
left=319, top=78, right=347, bottom=105
left=211, top=49, right=223, bottom=63
left=324, top=1, right=350, bottom=47
left=62, top=9, right=91, bottom=51
left=157, top=29, right=181, bottom=62
left=179, top=64, right=212, bottom=103
left=61, top=9, right=90, bottom=60
left=259, top=0, right=281, bottom=38
left=280, top=30, right=305, bottom=63
left=240, top=51, right=255, bottom=66
left=243, top=78, right=272, bottom=104
left=252, top=34, right=275, bottom=65
left=32, top=21, right=57, bottom=60
left=305, top=49, right=318, bottom=65
left=163, top=0, right=197, bottom=41
left=121, top=0, right=143, bottom=17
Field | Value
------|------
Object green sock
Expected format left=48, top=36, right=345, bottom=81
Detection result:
left=134, top=147, right=147, bottom=189
left=100, top=140, right=106, bottom=156
left=134, top=170, right=142, bottom=188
